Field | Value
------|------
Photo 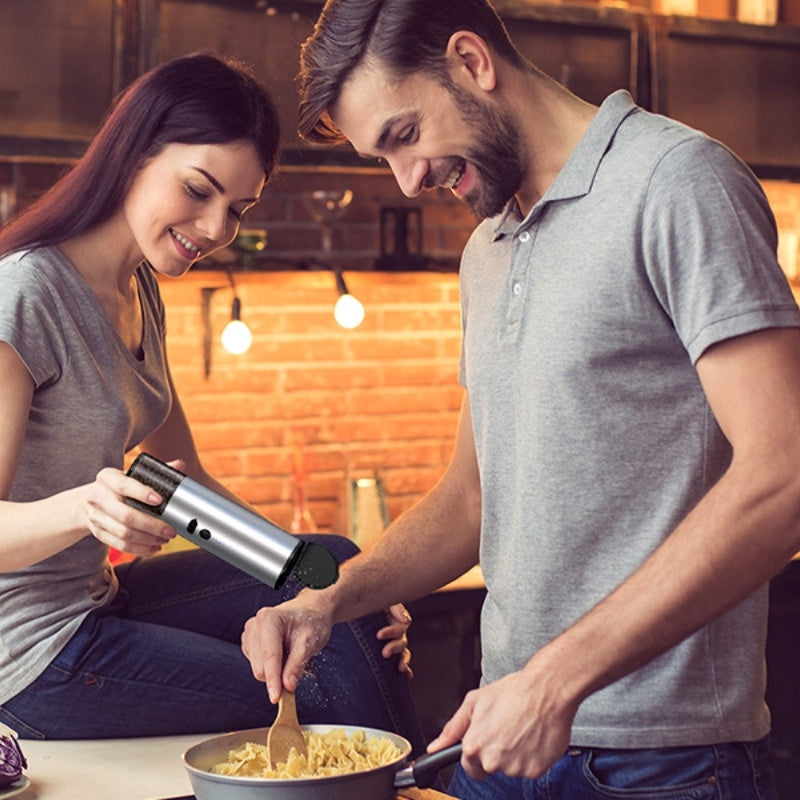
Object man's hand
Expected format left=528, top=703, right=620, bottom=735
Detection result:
left=241, top=594, right=333, bottom=703
left=426, top=662, right=578, bottom=780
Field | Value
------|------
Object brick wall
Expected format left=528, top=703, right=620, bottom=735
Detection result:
left=251, top=169, right=477, bottom=271
left=763, top=180, right=800, bottom=282
left=153, top=167, right=475, bottom=536
left=3, top=160, right=800, bottom=541
left=157, top=176, right=800, bottom=540
left=159, top=268, right=464, bottom=536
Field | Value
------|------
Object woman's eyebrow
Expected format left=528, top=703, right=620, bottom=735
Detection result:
left=190, top=166, right=260, bottom=204
left=191, top=166, right=225, bottom=193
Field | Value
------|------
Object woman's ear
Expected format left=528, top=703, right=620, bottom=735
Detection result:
left=446, top=31, right=497, bottom=92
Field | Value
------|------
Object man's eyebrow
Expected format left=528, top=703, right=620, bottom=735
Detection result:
left=191, top=166, right=260, bottom=204
left=373, top=113, right=409, bottom=153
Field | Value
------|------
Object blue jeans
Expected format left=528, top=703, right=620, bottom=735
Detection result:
left=0, top=535, right=424, bottom=752
left=449, top=737, right=777, bottom=799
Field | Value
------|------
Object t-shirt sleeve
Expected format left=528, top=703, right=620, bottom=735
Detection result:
left=0, top=256, right=67, bottom=387
left=641, top=136, right=800, bottom=364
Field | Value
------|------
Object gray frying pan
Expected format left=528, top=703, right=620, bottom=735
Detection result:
left=182, top=725, right=462, bottom=800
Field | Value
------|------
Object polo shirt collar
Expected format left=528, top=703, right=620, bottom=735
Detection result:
left=491, top=89, right=639, bottom=241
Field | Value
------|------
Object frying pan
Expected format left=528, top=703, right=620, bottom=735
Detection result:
left=182, top=725, right=462, bottom=800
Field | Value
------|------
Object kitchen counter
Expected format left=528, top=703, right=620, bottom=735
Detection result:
left=9, top=735, right=455, bottom=799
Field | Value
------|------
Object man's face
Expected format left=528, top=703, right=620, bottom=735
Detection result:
left=331, top=60, right=524, bottom=218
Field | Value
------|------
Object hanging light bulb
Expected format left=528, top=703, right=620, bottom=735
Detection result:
left=333, top=269, right=365, bottom=329
left=221, top=296, right=253, bottom=354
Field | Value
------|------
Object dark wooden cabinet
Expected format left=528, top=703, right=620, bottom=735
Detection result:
left=650, top=15, right=800, bottom=177
left=0, top=1, right=798, bottom=174
left=0, top=0, right=115, bottom=154
left=407, top=587, right=485, bottom=743
left=154, top=1, right=320, bottom=152
left=497, top=1, right=649, bottom=106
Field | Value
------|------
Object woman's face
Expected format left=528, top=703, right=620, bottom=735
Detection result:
left=123, top=140, right=265, bottom=276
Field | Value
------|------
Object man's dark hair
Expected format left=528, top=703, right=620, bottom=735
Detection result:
left=298, top=0, right=525, bottom=145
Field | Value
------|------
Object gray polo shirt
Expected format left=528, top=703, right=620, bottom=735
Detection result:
left=460, top=90, right=800, bottom=747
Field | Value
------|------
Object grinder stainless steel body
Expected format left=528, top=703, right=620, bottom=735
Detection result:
left=126, top=453, right=338, bottom=590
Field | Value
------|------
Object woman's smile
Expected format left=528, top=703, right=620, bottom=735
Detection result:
left=169, top=228, right=202, bottom=260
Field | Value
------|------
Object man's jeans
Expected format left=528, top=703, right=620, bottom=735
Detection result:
left=449, top=737, right=777, bottom=799
left=0, top=535, right=424, bottom=751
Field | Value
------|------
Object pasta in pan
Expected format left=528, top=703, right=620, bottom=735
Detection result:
left=210, top=728, right=404, bottom=779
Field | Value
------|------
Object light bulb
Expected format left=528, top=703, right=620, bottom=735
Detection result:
left=221, top=319, right=253, bottom=354
left=334, top=293, right=365, bottom=329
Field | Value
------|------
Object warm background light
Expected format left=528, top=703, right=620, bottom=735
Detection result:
left=334, top=292, right=365, bottom=329
left=220, top=318, right=253, bottom=354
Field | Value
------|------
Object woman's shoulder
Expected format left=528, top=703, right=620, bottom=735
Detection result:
left=0, top=246, right=69, bottom=288
left=0, top=247, right=82, bottom=341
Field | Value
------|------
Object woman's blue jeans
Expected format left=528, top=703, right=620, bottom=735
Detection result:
left=449, top=737, right=777, bottom=799
left=0, top=535, right=425, bottom=752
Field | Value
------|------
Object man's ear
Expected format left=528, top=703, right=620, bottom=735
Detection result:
left=446, top=31, right=497, bottom=92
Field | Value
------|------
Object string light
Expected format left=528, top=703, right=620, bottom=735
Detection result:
left=334, top=269, right=365, bottom=329
left=221, top=296, right=253, bottom=354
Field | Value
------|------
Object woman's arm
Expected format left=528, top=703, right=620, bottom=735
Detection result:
left=0, top=343, right=172, bottom=570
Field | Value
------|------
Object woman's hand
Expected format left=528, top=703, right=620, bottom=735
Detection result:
left=377, top=603, right=414, bottom=678
left=82, top=465, right=177, bottom=556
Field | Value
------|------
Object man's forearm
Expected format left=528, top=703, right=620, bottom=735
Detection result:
left=529, top=457, right=800, bottom=708
left=325, top=474, right=482, bottom=625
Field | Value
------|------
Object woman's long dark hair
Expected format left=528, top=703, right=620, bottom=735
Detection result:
left=0, top=52, right=280, bottom=257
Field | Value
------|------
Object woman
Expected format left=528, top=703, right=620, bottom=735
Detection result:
left=0, top=52, right=421, bottom=747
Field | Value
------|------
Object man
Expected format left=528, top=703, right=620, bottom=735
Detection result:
left=242, top=1, right=800, bottom=797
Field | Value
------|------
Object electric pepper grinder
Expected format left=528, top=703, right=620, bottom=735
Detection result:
left=125, top=453, right=339, bottom=590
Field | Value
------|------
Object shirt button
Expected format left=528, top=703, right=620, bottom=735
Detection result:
left=518, top=230, right=531, bottom=243
left=512, top=281, right=522, bottom=296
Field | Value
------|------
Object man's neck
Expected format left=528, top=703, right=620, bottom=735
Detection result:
left=511, top=72, right=598, bottom=215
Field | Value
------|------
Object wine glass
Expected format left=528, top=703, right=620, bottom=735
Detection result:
left=302, top=189, right=354, bottom=255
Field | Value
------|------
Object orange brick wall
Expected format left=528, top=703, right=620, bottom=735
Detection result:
left=763, top=180, right=800, bottom=284
left=251, top=169, right=478, bottom=271
left=4, top=161, right=799, bottom=542
left=158, top=269, right=464, bottom=535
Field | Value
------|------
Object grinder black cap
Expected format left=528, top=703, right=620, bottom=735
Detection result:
left=293, top=542, right=339, bottom=589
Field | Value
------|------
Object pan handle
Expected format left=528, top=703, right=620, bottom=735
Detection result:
left=394, top=743, right=463, bottom=789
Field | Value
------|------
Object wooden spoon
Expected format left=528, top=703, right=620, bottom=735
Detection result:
left=266, top=691, right=307, bottom=769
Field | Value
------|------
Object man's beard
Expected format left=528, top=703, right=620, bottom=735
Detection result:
left=448, top=82, right=524, bottom=219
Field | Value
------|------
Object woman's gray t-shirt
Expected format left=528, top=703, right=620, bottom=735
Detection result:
left=0, top=247, right=171, bottom=705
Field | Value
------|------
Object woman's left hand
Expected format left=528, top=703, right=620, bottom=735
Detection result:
left=377, top=603, right=413, bottom=678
